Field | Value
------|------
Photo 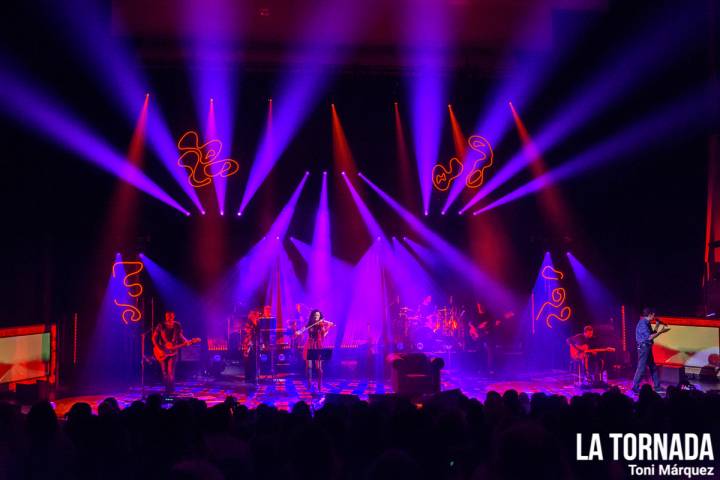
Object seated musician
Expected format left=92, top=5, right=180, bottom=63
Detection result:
left=152, top=311, right=189, bottom=394
left=566, top=325, right=612, bottom=383
left=417, top=295, right=437, bottom=330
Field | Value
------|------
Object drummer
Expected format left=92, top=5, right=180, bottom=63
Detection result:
left=417, top=295, right=438, bottom=330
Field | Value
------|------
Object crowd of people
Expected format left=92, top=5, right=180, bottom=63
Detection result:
left=0, top=385, right=718, bottom=480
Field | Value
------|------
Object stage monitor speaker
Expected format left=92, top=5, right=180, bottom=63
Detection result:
left=180, top=344, right=202, bottom=362
left=658, top=365, right=687, bottom=385
left=16, top=381, right=50, bottom=404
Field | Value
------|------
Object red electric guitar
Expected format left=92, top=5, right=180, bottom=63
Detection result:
left=153, top=338, right=201, bottom=362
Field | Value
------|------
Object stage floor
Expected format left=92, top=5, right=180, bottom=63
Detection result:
left=51, top=369, right=709, bottom=417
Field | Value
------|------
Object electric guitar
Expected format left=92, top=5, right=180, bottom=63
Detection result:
left=570, top=344, right=616, bottom=361
left=153, top=338, right=201, bottom=362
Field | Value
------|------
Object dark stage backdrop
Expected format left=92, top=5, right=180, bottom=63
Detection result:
left=0, top=0, right=712, bottom=346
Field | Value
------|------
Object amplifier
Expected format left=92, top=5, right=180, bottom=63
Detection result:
left=180, top=344, right=202, bottom=362
left=658, top=364, right=687, bottom=385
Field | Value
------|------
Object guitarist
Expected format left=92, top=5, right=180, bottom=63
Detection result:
left=567, top=325, right=611, bottom=383
left=152, top=311, right=190, bottom=394
left=631, top=308, right=670, bottom=394
left=467, top=302, right=498, bottom=374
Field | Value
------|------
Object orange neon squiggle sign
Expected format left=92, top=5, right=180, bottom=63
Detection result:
left=432, top=157, right=463, bottom=191
left=535, top=267, right=572, bottom=328
left=112, top=261, right=144, bottom=324
left=432, top=135, right=494, bottom=192
left=464, top=135, right=494, bottom=189
left=177, top=131, right=239, bottom=188
left=113, top=301, right=142, bottom=324
left=541, top=265, right=564, bottom=280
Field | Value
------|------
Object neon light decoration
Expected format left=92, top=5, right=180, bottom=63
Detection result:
left=177, top=131, right=239, bottom=188
left=535, top=266, right=572, bottom=329
left=541, top=265, right=564, bottom=280
left=432, top=135, right=493, bottom=191
left=112, top=261, right=144, bottom=324
left=464, top=135, right=494, bottom=188
left=432, top=157, right=463, bottom=191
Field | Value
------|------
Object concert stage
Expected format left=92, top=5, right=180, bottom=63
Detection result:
left=51, top=369, right=714, bottom=417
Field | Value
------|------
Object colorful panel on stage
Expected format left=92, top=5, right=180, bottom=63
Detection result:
left=654, top=317, right=720, bottom=376
left=0, top=332, right=51, bottom=384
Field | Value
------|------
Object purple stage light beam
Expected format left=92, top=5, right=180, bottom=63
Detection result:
left=459, top=8, right=704, bottom=214
left=231, top=173, right=310, bottom=299
left=447, top=0, right=593, bottom=215
left=309, top=172, right=332, bottom=311
left=0, top=69, right=189, bottom=215
left=566, top=252, right=617, bottom=324
left=389, top=237, right=436, bottom=308
left=358, top=173, right=516, bottom=309
left=473, top=86, right=718, bottom=216
left=341, top=172, right=385, bottom=240
left=185, top=0, right=242, bottom=215
left=141, top=254, right=203, bottom=324
left=403, top=0, right=450, bottom=215
left=238, top=0, right=373, bottom=214
left=51, top=0, right=203, bottom=213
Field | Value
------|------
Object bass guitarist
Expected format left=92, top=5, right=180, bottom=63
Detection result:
left=152, top=311, right=198, bottom=394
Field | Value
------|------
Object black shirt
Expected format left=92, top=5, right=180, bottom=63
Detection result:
left=568, top=333, right=595, bottom=349
left=153, top=322, right=183, bottom=346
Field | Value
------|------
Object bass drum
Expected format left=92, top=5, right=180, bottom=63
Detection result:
left=410, top=326, right=441, bottom=352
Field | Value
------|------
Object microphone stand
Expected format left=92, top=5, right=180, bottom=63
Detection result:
left=140, top=328, right=153, bottom=399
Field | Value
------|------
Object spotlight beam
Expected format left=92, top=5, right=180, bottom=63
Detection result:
left=404, top=0, right=451, bottom=215
left=473, top=86, right=718, bottom=216
left=0, top=69, right=189, bottom=215
left=51, top=0, right=204, bottom=213
left=358, top=173, right=516, bottom=309
left=231, top=172, right=310, bottom=302
left=441, top=104, right=469, bottom=213
left=459, top=9, right=704, bottom=214
left=341, top=173, right=385, bottom=240
left=186, top=0, right=242, bottom=215
left=238, top=0, right=372, bottom=214
left=309, top=173, right=332, bottom=308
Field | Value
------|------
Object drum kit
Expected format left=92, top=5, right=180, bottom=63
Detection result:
left=398, top=304, right=464, bottom=352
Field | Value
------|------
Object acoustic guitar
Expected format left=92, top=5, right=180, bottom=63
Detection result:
left=570, top=344, right=616, bottom=361
left=153, top=338, right=201, bottom=362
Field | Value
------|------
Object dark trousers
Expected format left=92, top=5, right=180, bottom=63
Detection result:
left=159, top=356, right=178, bottom=393
left=632, top=344, right=660, bottom=389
